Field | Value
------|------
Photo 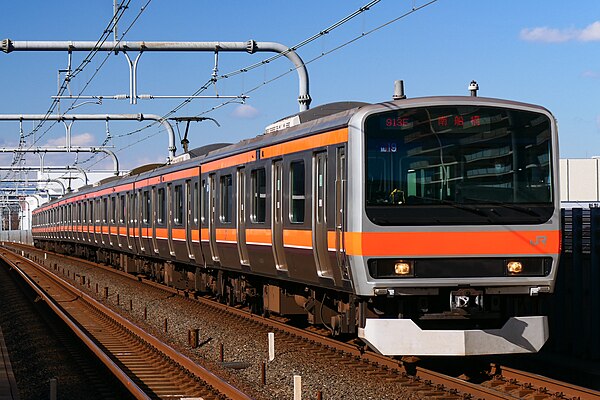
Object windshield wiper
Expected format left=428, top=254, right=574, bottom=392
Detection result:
left=463, top=197, right=542, bottom=217
left=410, top=195, right=490, bottom=218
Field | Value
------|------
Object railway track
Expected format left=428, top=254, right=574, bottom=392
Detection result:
left=5, top=242, right=600, bottom=400
left=0, top=246, right=252, bottom=400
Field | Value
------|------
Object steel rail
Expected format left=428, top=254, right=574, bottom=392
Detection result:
left=0, top=248, right=254, bottom=400
left=0, top=251, right=149, bottom=399
left=491, top=364, right=600, bottom=399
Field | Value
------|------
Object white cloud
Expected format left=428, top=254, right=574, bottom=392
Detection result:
left=520, top=21, right=600, bottom=43
left=231, top=104, right=260, bottom=119
left=580, top=21, right=600, bottom=41
left=519, top=27, right=574, bottom=43
left=582, top=70, right=600, bottom=79
left=45, top=132, right=96, bottom=147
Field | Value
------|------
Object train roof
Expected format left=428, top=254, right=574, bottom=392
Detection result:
left=35, top=95, right=555, bottom=210
left=199, top=101, right=369, bottom=164
left=197, top=95, right=553, bottom=165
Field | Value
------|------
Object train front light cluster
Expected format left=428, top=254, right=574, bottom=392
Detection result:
left=368, top=259, right=414, bottom=278
left=368, top=257, right=552, bottom=279
left=507, top=261, right=523, bottom=275
left=394, top=262, right=412, bottom=276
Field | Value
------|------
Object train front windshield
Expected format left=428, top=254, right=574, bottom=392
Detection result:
left=364, top=105, right=554, bottom=225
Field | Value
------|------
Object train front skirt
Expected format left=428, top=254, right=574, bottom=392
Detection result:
left=358, top=316, right=549, bottom=356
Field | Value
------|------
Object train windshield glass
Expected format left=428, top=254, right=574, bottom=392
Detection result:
left=364, top=105, right=554, bottom=225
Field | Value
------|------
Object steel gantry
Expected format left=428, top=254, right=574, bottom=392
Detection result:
left=0, top=166, right=88, bottom=185
left=1, top=39, right=312, bottom=110
left=0, top=113, right=179, bottom=164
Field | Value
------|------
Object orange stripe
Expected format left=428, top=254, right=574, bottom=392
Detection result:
left=202, top=151, right=257, bottom=173
left=163, top=168, right=198, bottom=183
left=201, top=228, right=209, bottom=241
left=261, top=128, right=348, bottom=159
left=136, top=167, right=199, bottom=189
left=345, top=230, right=560, bottom=257
left=191, top=230, right=200, bottom=242
left=246, top=228, right=272, bottom=245
left=172, top=228, right=186, bottom=240
left=155, top=227, right=169, bottom=238
left=327, top=231, right=337, bottom=250
left=216, top=228, right=237, bottom=242
left=283, top=229, right=312, bottom=248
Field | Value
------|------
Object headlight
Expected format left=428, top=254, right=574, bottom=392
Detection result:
left=368, top=259, right=415, bottom=278
left=394, top=262, right=412, bottom=275
left=507, top=261, right=523, bottom=274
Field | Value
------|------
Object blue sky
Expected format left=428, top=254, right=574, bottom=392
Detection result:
left=1, top=0, right=600, bottom=172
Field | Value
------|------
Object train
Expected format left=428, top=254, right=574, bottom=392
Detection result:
left=31, top=91, right=561, bottom=356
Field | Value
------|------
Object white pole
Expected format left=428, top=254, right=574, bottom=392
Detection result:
left=293, top=375, right=301, bottom=400
left=268, top=332, right=275, bottom=362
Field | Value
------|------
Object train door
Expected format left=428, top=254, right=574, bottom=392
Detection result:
left=83, top=201, right=88, bottom=242
left=335, top=147, right=350, bottom=280
left=236, top=167, right=250, bottom=265
left=167, top=183, right=175, bottom=256
left=208, top=174, right=219, bottom=262
left=118, top=194, right=124, bottom=248
left=136, top=190, right=145, bottom=252
left=185, top=180, right=194, bottom=259
left=111, top=196, right=117, bottom=247
left=151, top=186, right=159, bottom=254
left=191, top=180, right=203, bottom=263
left=313, top=152, right=333, bottom=278
left=272, top=160, right=287, bottom=271
left=136, top=190, right=143, bottom=251
left=92, top=199, right=98, bottom=244
left=100, top=200, right=104, bottom=244
left=126, top=192, right=134, bottom=250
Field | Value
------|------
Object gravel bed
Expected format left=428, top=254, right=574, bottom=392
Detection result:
left=46, top=255, right=429, bottom=400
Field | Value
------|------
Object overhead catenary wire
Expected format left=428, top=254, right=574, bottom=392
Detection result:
left=195, top=0, right=440, bottom=117
left=4, top=0, right=134, bottom=182
left=87, top=0, right=439, bottom=169
left=17, top=1, right=153, bottom=172
left=62, top=0, right=153, bottom=116
left=111, top=0, right=384, bottom=142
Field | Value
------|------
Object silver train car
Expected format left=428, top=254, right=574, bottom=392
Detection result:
left=32, top=95, right=561, bottom=356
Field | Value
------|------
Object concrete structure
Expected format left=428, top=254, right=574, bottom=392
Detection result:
left=560, top=158, right=600, bottom=207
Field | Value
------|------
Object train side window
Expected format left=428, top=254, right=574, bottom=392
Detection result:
left=129, top=193, right=135, bottom=223
left=110, top=197, right=116, bottom=223
left=186, top=180, right=192, bottom=224
left=201, top=179, right=208, bottom=224
left=174, top=184, right=184, bottom=225
left=142, top=190, right=151, bottom=225
left=290, top=161, right=305, bottom=223
left=90, top=200, right=95, bottom=224
left=250, top=168, right=266, bottom=223
left=220, top=175, right=233, bottom=223
left=119, top=195, right=125, bottom=224
left=193, top=181, right=199, bottom=224
left=157, top=188, right=165, bottom=224
left=102, top=198, right=108, bottom=223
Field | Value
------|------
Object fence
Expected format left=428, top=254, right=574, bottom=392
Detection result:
left=0, top=230, right=33, bottom=245
left=543, top=207, right=600, bottom=359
